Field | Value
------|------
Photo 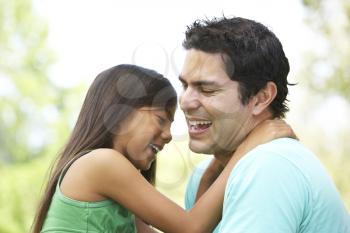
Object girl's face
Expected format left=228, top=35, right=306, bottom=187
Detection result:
left=113, top=107, right=174, bottom=170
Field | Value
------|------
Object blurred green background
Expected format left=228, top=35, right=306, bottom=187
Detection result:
left=0, top=0, right=349, bottom=232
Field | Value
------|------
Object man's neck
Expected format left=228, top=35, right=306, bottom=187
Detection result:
left=214, top=111, right=274, bottom=167
left=214, top=152, right=233, bottom=167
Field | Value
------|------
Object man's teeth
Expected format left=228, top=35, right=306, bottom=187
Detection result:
left=150, top=144, right=160, bottom=153
left=189, top=120, right=212, bottom=127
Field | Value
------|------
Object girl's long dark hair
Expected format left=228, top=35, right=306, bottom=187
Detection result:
left=31, top=64, right=177, bottom=233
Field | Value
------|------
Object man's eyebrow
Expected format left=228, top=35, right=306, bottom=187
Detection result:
left=178, top=76, right=219, bottom=87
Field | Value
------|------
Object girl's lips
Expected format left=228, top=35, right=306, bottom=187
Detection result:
left=147, top=147, right=157, bottom=161
left=149, top=143, right=163, bottom=153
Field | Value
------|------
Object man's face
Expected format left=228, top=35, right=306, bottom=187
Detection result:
left=179, top=49, right=256, bottom=156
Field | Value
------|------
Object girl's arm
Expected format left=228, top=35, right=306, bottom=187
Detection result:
left=135, top=217, right=159, bottom=233
left=88, top=119, right=295, bottom=233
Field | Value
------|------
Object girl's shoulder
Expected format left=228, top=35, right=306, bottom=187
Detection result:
left=89, top=148, right=123, bottom=157
left=60, top=148, right=136, bottom=202
left=87, top=148, right=124, bottom=160
left=64, top=148, right=134, bottom=182
left=80, top=148, right=134, bottom=174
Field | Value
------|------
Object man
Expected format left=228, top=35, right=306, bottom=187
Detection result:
left=180, top=16, right=350, bottom=233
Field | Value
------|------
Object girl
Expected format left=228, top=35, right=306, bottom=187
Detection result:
left=32, top=64, right=294, bottom=233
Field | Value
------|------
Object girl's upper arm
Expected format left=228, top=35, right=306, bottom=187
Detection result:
left=87, top=149, right=194, bottom=233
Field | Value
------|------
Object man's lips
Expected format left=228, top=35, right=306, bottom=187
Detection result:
left=186, top=117, right=212, bottom=136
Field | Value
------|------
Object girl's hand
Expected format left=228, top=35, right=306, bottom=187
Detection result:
left=236, top=119, right=297, bottom=156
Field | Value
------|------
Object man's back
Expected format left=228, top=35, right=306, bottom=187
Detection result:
left=185, top=138, right=350, bottom=233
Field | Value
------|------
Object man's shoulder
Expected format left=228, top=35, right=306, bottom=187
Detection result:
left=236, top=138, right=314, bottom=170
left=222, top=139, right=350, bottom=233
left=187, top=158, right=213, bottom=188
left=224, top=137, right=333, bottom=207
left=251, top=137, right=306, bottom=155
left=185, top=158, right=214, bottom=210
left=225, top=138, right=315, bottom=191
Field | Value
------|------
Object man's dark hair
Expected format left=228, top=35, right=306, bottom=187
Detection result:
left=183, top=16, right=292, bottom=118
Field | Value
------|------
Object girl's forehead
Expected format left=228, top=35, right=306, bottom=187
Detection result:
left=138, top=106, right=175, bottom=121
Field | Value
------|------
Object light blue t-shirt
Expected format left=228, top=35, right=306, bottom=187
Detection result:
left=185, top=138, right=350, bottom=233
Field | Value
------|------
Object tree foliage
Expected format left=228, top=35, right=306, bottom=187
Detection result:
left=301, top=0, right=350, bottom=211
left=0, top=0, right=84, bottom=231
left=302, top=0, right=350, bottom=101
left=0, top=0, right=72, bottom=164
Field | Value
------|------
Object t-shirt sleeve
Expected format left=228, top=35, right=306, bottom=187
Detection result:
left=219, top=151, right=309, bottom=233
left=184, top=168, right=198, bottom=210
left=185, top=159, right=212, bottom=210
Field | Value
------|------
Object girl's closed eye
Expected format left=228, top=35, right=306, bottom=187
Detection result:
left=156, top=115, right=166, bottom=126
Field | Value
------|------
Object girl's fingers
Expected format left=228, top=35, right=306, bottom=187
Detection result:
left=258, top=119, right=298, bottom=140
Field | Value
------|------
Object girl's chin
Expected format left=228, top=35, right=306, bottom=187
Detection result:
left=142, top=161, right=154, bottom=171
left=137, top=159, right=154, bottom=171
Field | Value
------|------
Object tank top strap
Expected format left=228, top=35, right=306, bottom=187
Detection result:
left=57, top=150, right=92, bottom=186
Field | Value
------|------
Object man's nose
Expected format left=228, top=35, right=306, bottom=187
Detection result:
left=180, top=88, right=200, bottom=112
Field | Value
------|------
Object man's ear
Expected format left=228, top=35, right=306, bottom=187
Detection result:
left=251, top=81, right=277, bottom=116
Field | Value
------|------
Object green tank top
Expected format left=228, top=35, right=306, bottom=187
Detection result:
left=41, top=153, right=136, bottom=233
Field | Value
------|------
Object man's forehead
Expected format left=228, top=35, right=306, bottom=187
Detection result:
left=180, top=49, right=231, bottom=83
left=183, top=50, right=225, bottom=69
left=179, top=65, right=232, bottom=87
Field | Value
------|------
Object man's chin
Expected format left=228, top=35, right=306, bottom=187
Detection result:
left=188, top=141, right=213, bottom=154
